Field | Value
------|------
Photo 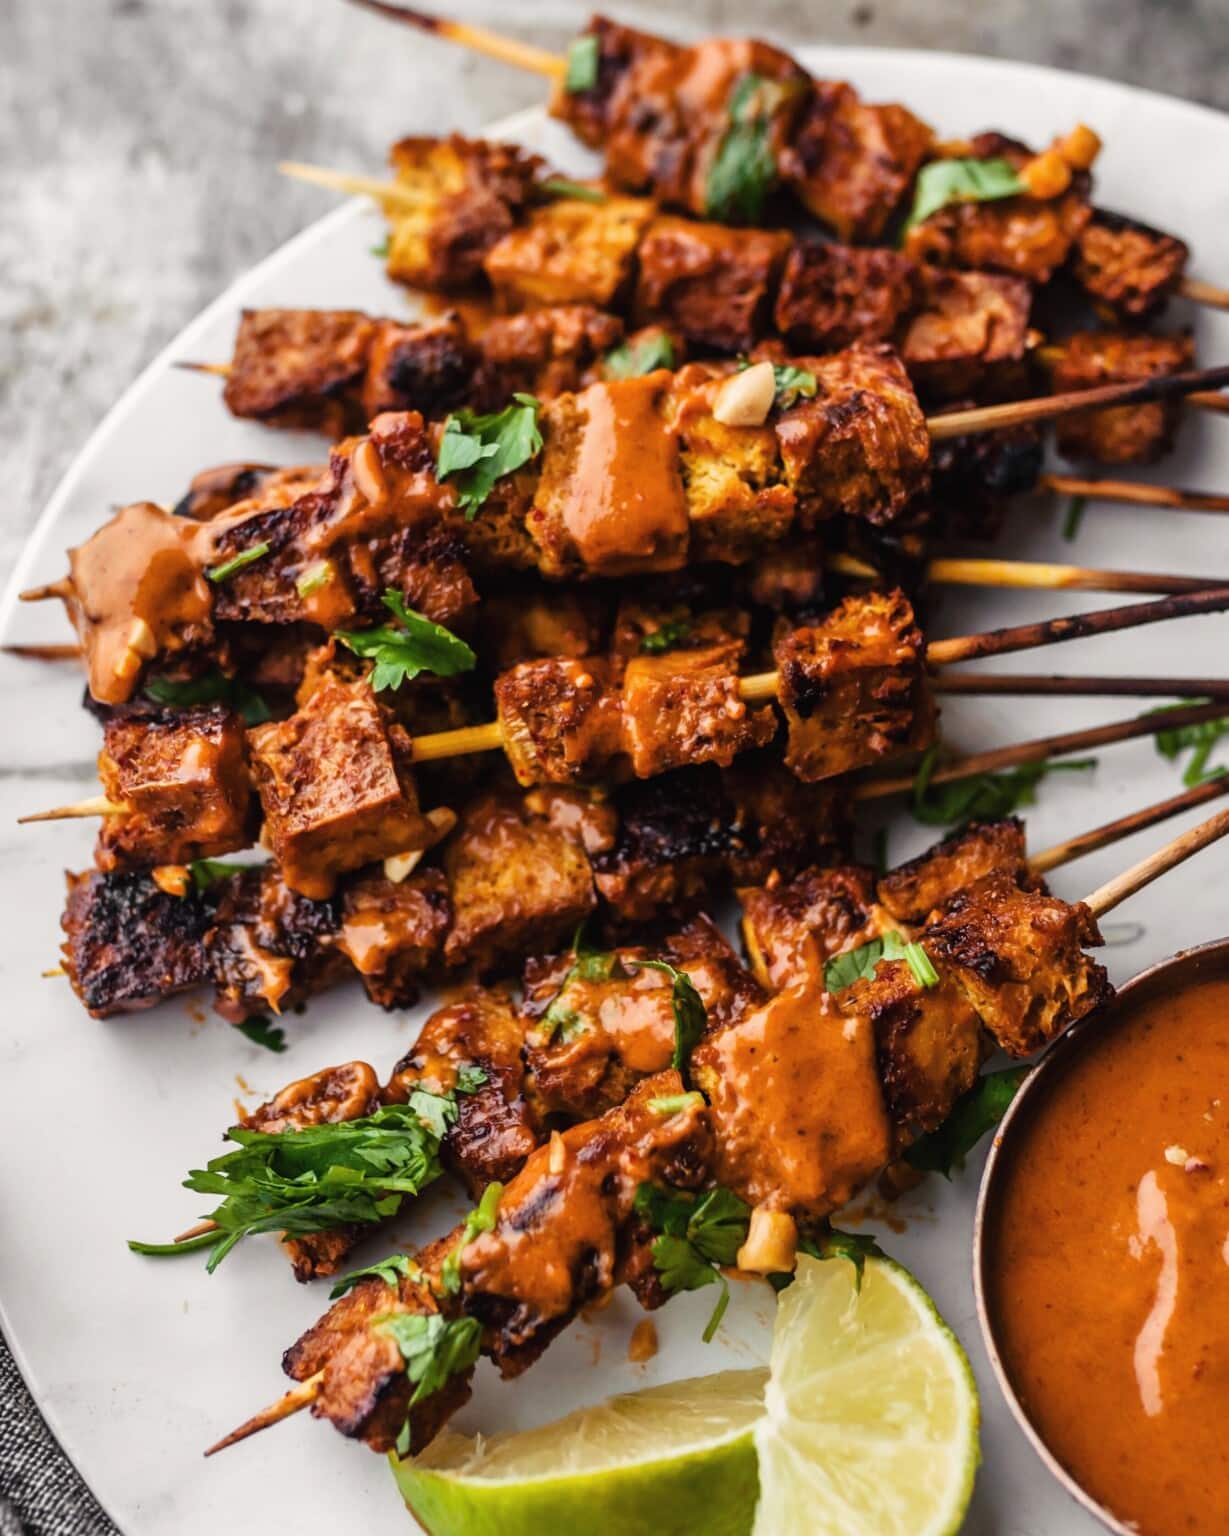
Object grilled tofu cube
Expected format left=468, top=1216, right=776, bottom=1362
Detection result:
left=96, top=704, right=254, bottom=871
left=923, top=870, right=1111, bottom=1056
left=443, top=788, right=599, bottom=972
left=1072, top=209, right=1189, bottom=321
left=222, top=308, right=375, bottom=433
left=877, top=817, right=1033, bottom=927
left=622, top=641, right=775, bottom=778
left=738, top=863, right=886, bottom=990
left=528, top=376, right=690, bottom=577
left=784, top=84, right=932, bottom=242
left=61, top=869, right=214, bottom=1018
left=477, top=305, right=624, bottom=403
left=1049, top=329, right=1195, bottom=465
left=484, top=194, right=654, bottom=310
left=692, top=973, right=892, bottom=1218
left=361, top=313, right=479, bottom=420
left=548, top=17, right=679, bottom=151
left=173, top=462, right=311, bottom=523
left=248, top=678, right=433, bottom=899
left=482, top=591, right=603, bottom=672
left=386, top=135, right=543, bottom=290
left=774, top=345, right=930, bottom=527
left=900, top=269, right=1034, bottom=399
left=634, top=216, right=791, bottom=352
left=495, top=657, right=624, bottom=786
left=337, top=868, right=451, bottom=1010
left=836, top=962, right=987, bottom=1138
left=774, top=241, right=916, bottom=351
left=774, top=590, right=926, bottom=782
left=609, top=598, right=749, bottom=683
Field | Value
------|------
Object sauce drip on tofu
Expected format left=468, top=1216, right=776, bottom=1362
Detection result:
left=987, top=970, right=1229, bottom=1535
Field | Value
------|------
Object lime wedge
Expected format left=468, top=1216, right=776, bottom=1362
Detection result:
left=753, top=1254, right=980, bottom=1536
left=390, top=1367, right=767, bottom=1536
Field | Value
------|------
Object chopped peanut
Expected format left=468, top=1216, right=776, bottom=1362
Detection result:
left=383, top=848, right=425, bottom=883
left=1019, top=149, right=1073, bottom=201
left=352, top=438, right=388, bottom=507
left=737, top=1206, right=798, bottom=1275
left=713, top=361, right=777, bottom=428
left=1054, top=123, right=1102, bottom=171
left=628, top=1318, right=658, bottom=1363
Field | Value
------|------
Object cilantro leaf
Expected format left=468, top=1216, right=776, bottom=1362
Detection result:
left=1150, top=699, right=1229, bottom=786
left=440, top=1181, right=503, bottom=1295
left=705, top=73, right=783, bottom=224
left=329, top=1251, right=421, bottom=1300
left=454, top=1064, right=488, bottom=1096
left=336, top=589, right=476, bottom=693
left=739, top=357, right=817, bottom=409
left=905, top=1066, right=1031, bottom=1177
left=206, top=541, right=271, bottom=583
left=634, top=1183, right=751, bottom=1342
left=1061, top=494, right=1087, bottom=541
left=824, top=932, right=938, bottom=993
left=538, top=949, right=627, bottom=1043
left=772, top=1228, right=887, bottom=1293
left=902, top=157, right=1025, bottom=235
left=234, top=1017, right=287, bottom=1053
left=436, top=394, right=543, bottom=520
left=603, top=333, right=677, bottom=381
left=143, top=667, right=271, bottom=725
left=295, top=560, right=333, bottom=597
left=540, top=177, right=606, bottom=203
left=190, top=858, right=246, bottom=893
left=632, top=960, right=707, bottom=1083
left=564, top=33, right=599, bottom=93
left=911, top=743, right=1097, bottom=826
left=639, top=618, right=692, bottom=654
left=648, top=1091, right=706, bottom=1116
left=376, top=1312, right=482, bottom=1412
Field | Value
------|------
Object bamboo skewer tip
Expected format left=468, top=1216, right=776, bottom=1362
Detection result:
left=1083, top=803, right=1229, bottom=918
left=204, top=1371, right=324, bottom=1457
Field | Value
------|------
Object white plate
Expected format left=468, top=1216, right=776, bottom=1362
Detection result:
left=1, top=47, right=1227, bottom=1536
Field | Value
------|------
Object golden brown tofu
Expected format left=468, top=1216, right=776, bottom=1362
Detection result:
left=900, top=269, right=1034, bottom=400
left=774, top=345, right=930, bottom=527
left=634, top=216, right=791, bottom=352
left=484, top=194, right=654, bottom=311
left=692, top=973, right=892, bottom=1218
left=774, top=589, right=925, bottom=782
left=361, top=313, right=480, bottom=421
left=248, top=678, right=434, bottom=900
left=96, top=705, right=254, bottom=871
left=1072, top=209, right=1189, bottom=321
left=773, top=241, right=917, bottom=351
left=222, top=308, right=375, bottom=433
left=608, top=597, right=749, bottom=683
left=877, top=817, right=1033, bottom=927
left=386, top=135, right=544, bottom=290
left=336, top=869, right=451, bottom=1010
left=923, top=870, right=1111, bottom=1057
left=621, top=641, right=775, bottom=778
left=738, top=863, right=886, bottom=990
left=784, top=84, right=933, bottom=243
left=527, top=375, right=690, bottom=578
left=443, top=788, right=599, bottom=972
left=494, top=657, right=625, bottom=786
left=1049, top=329, right=1195, bottom=465
left=173, top=462, right=313, bottom=522
left=477, top=305, right=624, bottom=403
left=548, top=17, right=680, bottom=152
left=481, top=590, right=603, bottom=672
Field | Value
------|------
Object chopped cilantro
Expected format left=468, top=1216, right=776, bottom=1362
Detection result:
left=370, top=236, right=390, bottom=259
left=771, top=1227, right=887, bottom=1293
left=902, top=157, right=1025, bottom=235
left=824, top=932, right=938, bottom=993
left=336, top=589, right=475, bottom=694
left=234, top=1017, right=286, bottom=1054
left=1151, top=699, right=1229, bottom=785
left=564, top=33, right=599, bottom=93
left=634, top=1183, right=751, bottom=1341
left=206, top=541, right=270, bottom=583
left=540, top=176, right=606, bottom=203
left=911, top=743, right=1097, bottom=826
left=329, top=1252, right=421, bottom=1300
left=1061, top=494, right=1087, bottom=541
left=603, top=333, right=677, bottom=380
left=705, top=73, right=783, bottom=224
left=143, top=667, right=271, bottom=725
left=439, top=1181, right=503, bottom=1295
left=436, top=393, right=543, bottom=519
left=189, top=858, right=246, bottom=893
left=905, top=1066, right=1030, bottom=1177
left=376, top=1312, right=482, bottom=1421
left=639, top=618, right=692, bottom=655
left=631, top=960, right=707, bottom=1083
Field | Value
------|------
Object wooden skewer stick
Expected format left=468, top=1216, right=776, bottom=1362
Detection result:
left=173, top=360, right=231, bottom=379
left=174, top=1219, right=220, bottom=1244
left=919, top=557, right=1215, bottom=596
left=277, top=160, right=425, bottom=210
left=18, top=795, right=124, bottom=824
left=1083, top=803, right=1229, bottom=918
left=203, top=1370, right=324, bottom=1458
left=1040, top=473, right=1229, bottom=515
left=344, top=0, right=565, bottom=77
left=934, top=672, right=1229, bottom=700
left=1179, top=276, right=1229, bottom=312
left=1, top=643, right=83, bottom=660
left=18, top=579, right=72, bottom=603
left=1030, top=775, right=1229, bottom=875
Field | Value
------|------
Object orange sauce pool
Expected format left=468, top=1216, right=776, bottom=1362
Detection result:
left=986, top=969, right=1229, bottom=1535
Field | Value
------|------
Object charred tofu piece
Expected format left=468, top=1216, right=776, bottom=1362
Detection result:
left=1072, top=209, right=1189, bottom=321
left=634, top=216, right=791, bottom=353
left=484, top=195, right=654, bottom=311
left=877, top=817, right=1033, bottom=927
left=481, top=591, right=603, bottom=672
left=745, top=538, right=830, bottom=618
left=222, top=309, right=375, bottom=433
left=774, top=345, right=930, bottom=527
left=172, top=462, right=308, bottom=522
left=692, top=974, right=892, bottom=1218
left=621, top=641, right=775, bottom=777
left=923, top=870, right=1111, bottom=1056
left=61, top=869, right=214, bottom=1017
left=443, top=788, right=599, bottom=972
left=372, top=526, right=480, bottom=636
left=835, top=963, right=987, bottom=1140
left=774, top=590, right=926, bottom=782
left=773, top=241, right=917, bottom=352
left=609, top=597, right=748, bottom=683
left=248, top=678, right=434, bottom=900
left=385, top=986, right=540, bottom=1192
left=1049, top=329, right=1195, bottom=465
left=523, top=915, right=763, bottom=1121
left=477, top=306, right=624, bottom=404
left=904, top=134, right=1091, bottom=283
left=900, top=269, right=1034, bottom=400
left=386, top=135, right=544, bottom=290
left=337, top=869, right=451, bottom=1010
left=925, top=420, right=1043, bottom=541
left=666, top=363, right=796, bottom=564
left=720, top=755, right=852, bottom=885
left=95, top=705, right=254, bottom=872
left=208, top=865, right=347, bottom=1022
left=528, top=376, right=690, bottom=578
left=738, top=863, right=886, bottom=990
left=361, top=313, right=480, bottom=421
left=494, top=657, right=625, bottom=786
left=784, top=84, right=932, bottom=243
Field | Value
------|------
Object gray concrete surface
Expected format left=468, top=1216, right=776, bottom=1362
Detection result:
left=1, top=1, right=1226, bottom=1529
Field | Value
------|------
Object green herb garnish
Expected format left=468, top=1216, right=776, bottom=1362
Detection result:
left=603, top=333, right=677, bottom=381
left=632, top=960, right=707, bottom=1083
left=705, top=73, right=782, bottom=224
left=206, top=541, right=271, bottom=584
left=329, top=1251, right=421, bottom=1300
left=1151, top=700, right=1229, bottom=786
left=436, top=393, right=543, bottom=520
left=336, top=589, right=475, bottom=694
left=376, top=1312, right=483, bottom=1440
left=189, top=858, right=246, bottom=893
left=771, top=1228, right=887, bottom=1293
left=295, top=560, right=333, bottom=597
left=439, top=1181, right=503, bottom=1295
left=902, top=157, right=1026, bottom=235
left=1061, top=495, right=1087, bottom=541
left=647, top=1092, right=705, bottom=1116
left=639, top=618, right=692, bottom=655
left=634, top=1183, right=751, bottom=1342
left=911, top=743, right=1097, bottom=826
left=540, top=176, right=606, bottom=203
left=739, top=358, right=817, bottom=409
left=370, top=237, right=390, bottom=259
left=824, top=932, right=938, bottom=994
left=234, top=1017, right=287, bottom=1054
left=905, top=1066, right=1031, bottom=1178
left=143, top=667, right=271, bottom=725
left=564, top=33, right=599, bottom=93
left=539, top=950, right=629, bottom=1043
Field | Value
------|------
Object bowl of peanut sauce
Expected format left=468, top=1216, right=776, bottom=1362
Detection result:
left=974, top=937, right=1229, bottom=1536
